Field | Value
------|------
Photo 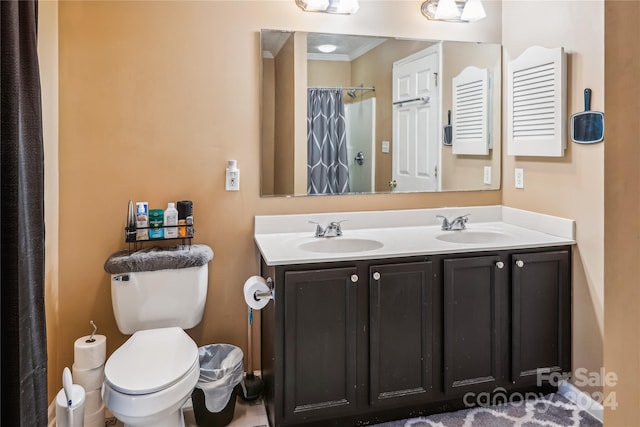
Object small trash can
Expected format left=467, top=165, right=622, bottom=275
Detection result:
left=192, top=344, right=244, bottom=427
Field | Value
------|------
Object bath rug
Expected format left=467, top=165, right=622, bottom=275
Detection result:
left=370, top=393, right=601, bottom=427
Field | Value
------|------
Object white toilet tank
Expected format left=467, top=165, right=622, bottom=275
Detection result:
left=105, top=245, right=214, bottom=335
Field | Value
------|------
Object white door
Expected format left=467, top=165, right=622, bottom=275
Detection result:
left=392, top=45, right=440, bottom=192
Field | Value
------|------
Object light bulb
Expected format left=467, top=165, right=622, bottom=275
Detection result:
left=435, top=0, right=461, bottom=20
left=331, top=0, right=359, bottom=14
left=461, top=0, right=486, bottom=21
left=297, top=0, right=330, bottom=12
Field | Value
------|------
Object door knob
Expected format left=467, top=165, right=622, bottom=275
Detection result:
left=389, top=180, right=397, bottom=189
left=351, top=274, right=359, bottom=283
left=373, top=272, right=381, bottom=280
left=516, top=260, right=524, bottom=268
left=495, top=261, right=504, bottom=269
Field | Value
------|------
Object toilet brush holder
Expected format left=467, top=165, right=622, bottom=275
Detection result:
left=55, top=384, right=86, bottom=427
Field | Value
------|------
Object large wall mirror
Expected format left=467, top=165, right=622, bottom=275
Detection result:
left=260, top=29, right=502, bottom=197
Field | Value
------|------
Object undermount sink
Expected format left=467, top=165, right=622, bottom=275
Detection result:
left=436, top=230, right=513, bottom=244
left=298, top=238, right=384, bottom=254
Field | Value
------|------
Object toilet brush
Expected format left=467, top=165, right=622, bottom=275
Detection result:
left=239, top=307, right=263, bottom=401
left=62, top=367, right=75, bottom=426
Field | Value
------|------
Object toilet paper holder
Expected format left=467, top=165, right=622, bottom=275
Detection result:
left=86, top=320, right=98, bottom=343
left=253, top=277, right=274, bottom=302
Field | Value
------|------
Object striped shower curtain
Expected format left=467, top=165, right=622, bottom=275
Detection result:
left=307, top=89, right=350, bottom=194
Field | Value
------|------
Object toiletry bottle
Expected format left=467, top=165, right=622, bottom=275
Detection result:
left=177, top=200, right=193, bottom=238
left=164, top=203, right=179, bottom=238
left=135, top=202, right=149, bottom=240
left=126, top=200, right=136, bottom=241
left=148, top=209, right=164, bottom=239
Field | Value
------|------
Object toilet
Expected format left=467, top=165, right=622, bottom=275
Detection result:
left=102, top=245, right=213, bottom=427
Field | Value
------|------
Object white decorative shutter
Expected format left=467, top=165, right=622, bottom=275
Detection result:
left=452, top=66, right=490, bottom=155
left=507, top=46, right=567, bottom=157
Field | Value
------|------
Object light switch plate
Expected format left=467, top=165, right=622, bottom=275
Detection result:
left=483, top=166, right=492, bottom=185
left=515, top=168, right=524, bottom=189
left=381, top=140, right=390, bottom=153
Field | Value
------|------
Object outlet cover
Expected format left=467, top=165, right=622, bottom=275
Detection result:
left=483, top=166, right=492, bottom=185
left=515, top=168, right=524, bottom=189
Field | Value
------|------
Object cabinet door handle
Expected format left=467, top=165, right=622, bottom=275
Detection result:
left=516, top=260, right=525, bottom=268
left=495, top=261, right=504, bottom=269
left=372, top=272, right=381, bottom=280
left=351, top=274, right=359, bottom=283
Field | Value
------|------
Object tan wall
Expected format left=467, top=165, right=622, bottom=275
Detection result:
left=293, top=32, right=308, bottom=195
left=308, top=59, right=351, bottom=88
left=441, top=41, right=501, bottom=191
left=50, top=0, right=503, bottom=401
left=39, top=0, right=59, bottom=400
left=351, top=40, right=434, bottom=192
left=274, top=34, right=295, bottom=195
left=502, top=0, right=604, bottom=395
left=604, top=1, right=640, bottom=424
left=261, top=57, right=275, bottom=195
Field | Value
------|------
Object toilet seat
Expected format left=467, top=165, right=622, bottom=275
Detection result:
left=104, top=327, right=198, bottom=395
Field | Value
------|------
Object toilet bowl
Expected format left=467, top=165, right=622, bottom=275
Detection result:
left=102, top=246, right=214, bottom=426
left=102, top=327, right=199, bottom=427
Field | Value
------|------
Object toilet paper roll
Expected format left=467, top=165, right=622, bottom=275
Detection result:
left=74, top=334, right=106, bottom=370
left=72, top=364, right=104, bottom=391
left=84, top=389, right=103, bottom=415
left=83, top=403, right=105, bottom=427
left=55, top=385, right=85, bottom=427
left=243, top=276, right=271, bottom=310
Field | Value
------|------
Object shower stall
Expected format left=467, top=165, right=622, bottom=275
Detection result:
left=345, top=97, right=376, bottom=193
left=306, top=85, right=376, bottom=194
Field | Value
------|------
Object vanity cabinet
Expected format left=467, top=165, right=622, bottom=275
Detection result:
left=260, top=247, right=571, bottom=427
left=442, top=254, right=506, bottom=395
left=281, top=267, right=358, bottom=424
left=511, top=250, right=571, bottom=385
left=369, top=261, right=435, bottom=407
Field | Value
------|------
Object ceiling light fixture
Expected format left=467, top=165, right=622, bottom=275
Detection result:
left=296, top=0, right=359, bottom=14
left=317, top=44, right=338, bottom=53
left=421, top=0, right=486, bottom=22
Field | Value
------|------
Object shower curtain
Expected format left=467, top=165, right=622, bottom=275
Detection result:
left=1, top=1, right=48, bottom=425
left=307, top=89, right=350, bottom=194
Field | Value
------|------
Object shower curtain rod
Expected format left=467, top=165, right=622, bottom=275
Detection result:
left=308, top=86, right=375, bottom=91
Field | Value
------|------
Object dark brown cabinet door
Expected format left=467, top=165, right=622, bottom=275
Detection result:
left=443, top=255, right=506, bottom=395
left=282, top=267, right=358, bottom=424
left=369, top=261, right=434, bottom=407
left=511, top=250, right=571, bottom=386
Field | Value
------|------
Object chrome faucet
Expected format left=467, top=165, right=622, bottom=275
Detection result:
left=309, top=220, right=346, bottom=237
left=436, top=214, right=470, bottom=231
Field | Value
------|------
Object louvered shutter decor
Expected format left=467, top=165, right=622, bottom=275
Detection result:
left=507, top=46, right=567, bottom=157
left=452, top=66, right=490, bottom=155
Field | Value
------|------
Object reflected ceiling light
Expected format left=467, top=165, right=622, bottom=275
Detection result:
left=421, top=0, right=486, bottom=22
left=296, top=0, right=359, bottom=14
left=317, top=44, right=338, bottom=53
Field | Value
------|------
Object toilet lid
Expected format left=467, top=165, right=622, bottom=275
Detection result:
left=105, top=327, right=198, bottom=395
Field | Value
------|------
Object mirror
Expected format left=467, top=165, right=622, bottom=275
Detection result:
left=260, top=30, right=501, bottom=197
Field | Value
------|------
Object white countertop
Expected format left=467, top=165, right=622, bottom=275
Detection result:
left=255, top=206, right=575, bottom=266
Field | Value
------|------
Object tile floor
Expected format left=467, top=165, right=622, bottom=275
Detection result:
left=107, top=396, right=269, bottom=427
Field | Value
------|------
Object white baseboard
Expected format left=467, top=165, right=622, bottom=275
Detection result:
left=558, top=380, right=603, bottom=422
